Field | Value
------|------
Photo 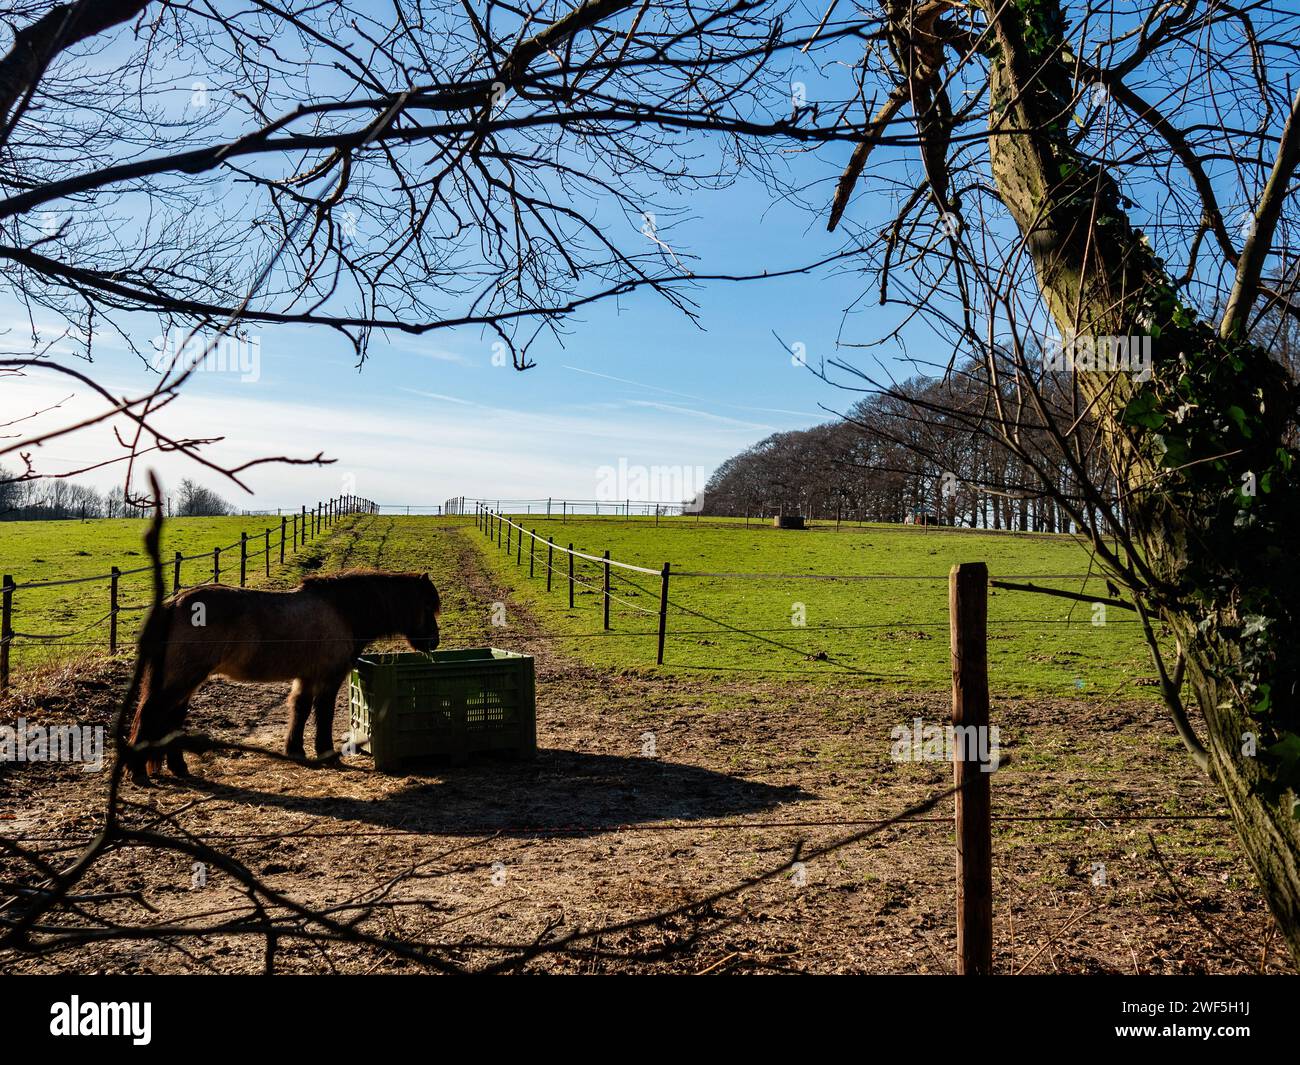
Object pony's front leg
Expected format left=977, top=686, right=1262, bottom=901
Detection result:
left=284, top=680, right=311, bottom=758
left=164, top=698, right=195, bottom=777
left=312, top=672, right=348, bottom=759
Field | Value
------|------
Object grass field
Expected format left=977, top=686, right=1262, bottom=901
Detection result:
left=2, top=511, right=1160, bottom=698
left=0, top=514, right=319, bottom=669
left=471, top=513, right=1159, bottom=698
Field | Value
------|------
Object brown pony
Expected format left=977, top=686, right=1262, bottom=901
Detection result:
left=127, top=570, right=440, bottom=785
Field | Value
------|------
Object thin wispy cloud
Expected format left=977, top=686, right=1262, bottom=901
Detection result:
left=399, top=387, right=476, bottom=405
left=625, top=399, right=773, bottom=431
left=563, top=364, right=817, bottom=419
left=382, top=334, right=476, bottom=365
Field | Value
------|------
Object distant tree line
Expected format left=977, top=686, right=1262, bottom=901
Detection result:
left=0, top=472, right=233, bottom=521
left=702, top=298, right=1299, bottom=531
left=701, top=360, right=1118, bottom=533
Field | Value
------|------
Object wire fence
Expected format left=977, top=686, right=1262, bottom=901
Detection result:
left=0, top=495, right=378, bottom=686
left=369, top=497, right=694, bottom=517
left=475, top=505, right=1133, bottom=676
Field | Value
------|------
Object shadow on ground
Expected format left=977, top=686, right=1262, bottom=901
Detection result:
left=181, top=747, right=813, bottom=837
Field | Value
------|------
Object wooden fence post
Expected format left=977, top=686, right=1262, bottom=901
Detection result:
left=568, top=544, right=575, bottom=608
left=529, top=530, right=535, bottom=578
left=240, top=532, right=248, bottom=587
left=950, top=561, right=992, bottom=975
left=516, top=524, right=522, bottom=566
left=506, top=521, right=511, bottom=556
left=657, top=562, right=671, bottom=665
left=1, top=575, right=14, bottom=689
left=109, top=566, right=120, bottom=654
left=280, top=517, right=287, bottom=563
left=264, top=528, right=271, bottom=578
left=213, top=547, right=221, bottom=585
left=603, top=550, right=610, bottom=630
left=547, top=539, right=554, bottom=592
left=173, top=551, right=182, bottom=593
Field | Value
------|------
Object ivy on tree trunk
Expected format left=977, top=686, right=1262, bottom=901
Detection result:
left=973, top=0, right=1300, bottom=960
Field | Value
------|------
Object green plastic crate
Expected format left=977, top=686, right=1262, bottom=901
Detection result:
left=348, top=648, right=536, bottom=772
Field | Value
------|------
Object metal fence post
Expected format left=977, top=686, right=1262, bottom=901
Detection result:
left=547, top=539, right=554, bottom=592
left=109, top=566, right=120, bottom=654
left=657, top=562, right=671, bottom=665
left=568, top=544, right=575, bottom=608
left=603, top=550, right=610, bottom=630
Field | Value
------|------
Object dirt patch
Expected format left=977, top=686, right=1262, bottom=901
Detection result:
left=0, top=526, right=1290, bottom=974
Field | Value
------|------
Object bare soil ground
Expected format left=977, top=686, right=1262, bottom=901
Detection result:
left=1, top=523, right=1291, bottom=974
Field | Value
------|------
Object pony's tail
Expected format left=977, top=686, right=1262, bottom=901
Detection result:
left=128, top=601, right=175, bottom=775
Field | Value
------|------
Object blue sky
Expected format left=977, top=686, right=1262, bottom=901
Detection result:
left=2, top=160, right=881, bottom=511
left=1, top=7, right=916, bottom=513
left=1, top=2, right=1281, bottom=513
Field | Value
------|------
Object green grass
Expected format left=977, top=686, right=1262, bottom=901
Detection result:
left=473, top=513, right=1158, bottom=697
left=2, top=511, right=1160, bottom=698
left=0, top=515, right=312, bottom=669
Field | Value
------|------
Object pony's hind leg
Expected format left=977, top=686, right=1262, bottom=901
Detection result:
left=284, top=680, right=312, bottom=758
left=312, top=670, right=349, bottom=759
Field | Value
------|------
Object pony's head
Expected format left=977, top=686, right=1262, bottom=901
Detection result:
left=406, top=572, right=441, bottom=653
